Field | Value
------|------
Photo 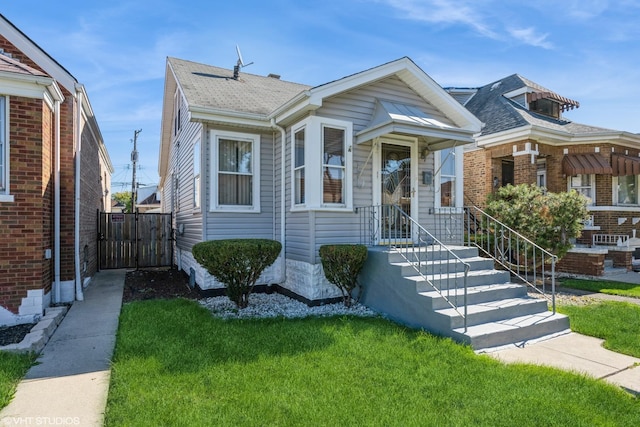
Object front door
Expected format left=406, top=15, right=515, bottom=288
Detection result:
left=379, top=142, right=414, bottom=241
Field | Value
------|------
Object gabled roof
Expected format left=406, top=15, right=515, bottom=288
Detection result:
left=160, top=56, right=483, bottom=180
left=0, top=14, right=78, bottom=93
left=273, top=57, right=482, bottom=132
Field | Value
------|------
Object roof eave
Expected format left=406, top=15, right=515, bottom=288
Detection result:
left=189, top=106, right=271, bottom=128
left=477, top=124, right=640, bottom=148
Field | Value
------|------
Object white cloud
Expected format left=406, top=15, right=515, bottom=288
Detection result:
left=508, top=27, right=554, bottom=49
left=379, top=0, right=499, bottom=39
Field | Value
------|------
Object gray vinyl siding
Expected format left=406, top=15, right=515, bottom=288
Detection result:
left=173, top=114, right=204, bottom=251
left=293, top=76, right=442, bottom=260
left=317, top=75, right=456, bottom=132
left=204, top=126, right=275, bottom=242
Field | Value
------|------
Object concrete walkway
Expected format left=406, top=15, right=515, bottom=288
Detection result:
left=485, top=332, right=640, bottom=396
left=0, top=269, right=125, bottom=427
left=487, top=271, right=640, bottom=395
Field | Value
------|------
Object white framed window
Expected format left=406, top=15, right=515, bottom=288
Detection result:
left=293, top=127, right=305, bottom=205
left=569, top=174, right=595, bottom=205
left=438, top=147, right=456, bottom=207
left=536, top=159, right=547, bottom=190
left=210, top=130, right=260, bottom=212
left=322, top=126, right=346, bottom=205
left=290, top=116, right=352, bottom=211
left=614, top=175, right=639, bottom=205
left=0, top=96, right=11, bottom=202
left=173, top=90, right=181, bottom=137
left=193, top=138, right=201, bottom=209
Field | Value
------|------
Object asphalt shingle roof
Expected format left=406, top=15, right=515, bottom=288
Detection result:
left=0, top=53, right=48, bottom=78
left=464, top=74, right=616, bottom=137
left=168, top=57, right=310, bottom=116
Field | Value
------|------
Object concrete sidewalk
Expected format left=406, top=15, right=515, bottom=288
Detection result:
left=0, top=269, right=125, bottom=427
left=484, top=332, right=640, bottom=396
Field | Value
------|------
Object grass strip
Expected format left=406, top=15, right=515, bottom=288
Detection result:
left=558, top=301, right=640, bottom=358
left=560, top=278, right=640, bottom=298
left=0, top=351, right=35, bottom=409
left=106, top=299, right=640, bottom=426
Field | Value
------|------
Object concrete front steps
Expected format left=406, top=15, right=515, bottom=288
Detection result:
left=359, top=245, right=569, bottom=350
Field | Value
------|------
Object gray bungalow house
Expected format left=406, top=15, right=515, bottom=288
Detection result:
left=159, top=56, right=481, bottom=303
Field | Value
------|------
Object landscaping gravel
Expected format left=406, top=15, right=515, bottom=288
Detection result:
left=199, top=292, right=377, bottom=319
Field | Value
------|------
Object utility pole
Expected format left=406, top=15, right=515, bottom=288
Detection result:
left=130, top=129, right=142, bottom=213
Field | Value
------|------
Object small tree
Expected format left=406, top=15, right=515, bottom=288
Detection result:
left=319, top=244, right=368, bottom=307
left=486, top=184, right=589, bottom=259
left=192, top=239, right=281, bottom=308
left=112, top=191, right=133, bottom=213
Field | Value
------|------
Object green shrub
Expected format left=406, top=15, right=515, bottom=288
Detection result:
left=485, top=184, right=589, bottom=259
left=192, top=239, right=281, bottom=308
left=319, top=244, right=368, bottom=307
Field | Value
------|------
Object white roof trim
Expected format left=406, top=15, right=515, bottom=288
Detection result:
left=0, top=15, right=77, bottom=93
left=477, top=124, right=640, bottom=148
left=271, top=57, right=482, bottom=132
left=189, top=105, right=271, bottom=128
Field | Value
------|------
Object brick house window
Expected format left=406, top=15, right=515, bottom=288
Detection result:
left=615, top=175, right=638, bottom=205
left=569, top=174, right=595, bottom=205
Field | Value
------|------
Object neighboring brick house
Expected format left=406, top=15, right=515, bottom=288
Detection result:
left=447, top=75, right=640, bottom=245
left=0, top=15, right=112, bottom=325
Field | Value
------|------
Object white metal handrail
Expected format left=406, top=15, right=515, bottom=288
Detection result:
left=464, top=205, right=557, bottom=313
left=357, top=204, right=470, bottom=331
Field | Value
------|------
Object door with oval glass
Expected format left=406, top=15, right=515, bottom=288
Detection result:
left=380, top=143, right=412, bottom=240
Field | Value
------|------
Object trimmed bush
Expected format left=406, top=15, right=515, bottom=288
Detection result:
left=319, top=244, right=368, bottom=307
left=192, top=239, right=281, bottom=308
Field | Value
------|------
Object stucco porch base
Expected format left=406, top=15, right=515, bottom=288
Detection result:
left=282, top=259, right=342, bottom=302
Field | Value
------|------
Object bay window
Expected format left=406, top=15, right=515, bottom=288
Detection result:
left=291, top=116, right=352, bottom=210
left=322, top=126, right=345, bottom=204
left=294, top=128, right=305, bottom=205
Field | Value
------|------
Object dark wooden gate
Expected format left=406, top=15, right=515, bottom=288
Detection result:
left=98, top=212, right=173, bottom=269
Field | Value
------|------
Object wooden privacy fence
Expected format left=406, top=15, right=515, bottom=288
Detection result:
left=98, top=212, right=173, bottom=269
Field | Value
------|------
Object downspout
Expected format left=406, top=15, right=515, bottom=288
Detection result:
left=270, top=118, right=287, bottom=282
left=74, top=87, right=84, bottom=301
left=54, top=99, right=61, bottom=303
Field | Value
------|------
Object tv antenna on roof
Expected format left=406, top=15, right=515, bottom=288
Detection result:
left=233, top=45, right=253, bottom=79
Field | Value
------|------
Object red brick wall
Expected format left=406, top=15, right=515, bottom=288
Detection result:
left=79, top=121, right=103, bottom=280
left=58, top=93, right=76, bottom=282
left=0, top=97, right=53, bottom=312
left=557, top=251, right=605, bottom=276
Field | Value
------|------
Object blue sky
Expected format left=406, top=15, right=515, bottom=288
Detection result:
left=3, top=0, right=640, bottom=192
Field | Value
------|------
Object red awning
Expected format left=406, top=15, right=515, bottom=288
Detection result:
left=562, top=154, right=612, bottom=175
left=612, top=153, right=640, bottom=176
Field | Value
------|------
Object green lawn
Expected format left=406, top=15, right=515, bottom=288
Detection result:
left=105, top=299, right=640, bottom=426
left=0, top=352, right=35, bottom=409
left=560, top=278, right=640, bottom=298
left=558, top=301, right=640, bottom=358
